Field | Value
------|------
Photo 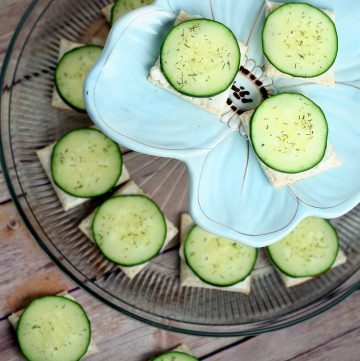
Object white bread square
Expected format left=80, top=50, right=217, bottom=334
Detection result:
left=241, top=109, right=341, bottom=187
left=8, top=292, right=99, bottom=357
left=37, top=141, right=130, bottom=211
left=263, top=1, right=336, bottom=87
left=179, top=213, right=251, bottom=294
left=79, top=180, right=178, bottom=279
left=52, top=39, right=85, bottom=110
left=148, top=11, right=248, bottom=117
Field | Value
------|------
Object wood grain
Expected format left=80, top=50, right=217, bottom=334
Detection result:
left=206, top=291, right=360, bottom=361
left=1, top=1, right=360, bottom=361
left=0, top=173, right=11, bottom=204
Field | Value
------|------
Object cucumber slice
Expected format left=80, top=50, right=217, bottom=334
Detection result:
left=111, top=0, right=154, bottom=25
left=17, top=296, right=91, bottom=361
left=184, top=226, right=257, bottom=287
left=268, top=217, right=339, bottom=278
left=250, top=93, right=328, bottom=174
left=51, top=128, right=122, bottom=198
left=153, top=351, right=199, bottom=361
left=262, top=3, right=338, bottom=78
left=160, top=19, right=240, bottom=97
left=92, top=195, right=166, bottom=266
left=55, top=45, right=102, bottom=111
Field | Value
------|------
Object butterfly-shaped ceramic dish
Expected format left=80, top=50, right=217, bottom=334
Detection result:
left=84, top=0, right=360, bottom=247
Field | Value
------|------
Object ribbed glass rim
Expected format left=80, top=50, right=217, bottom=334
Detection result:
left=0, top=0, right=359, bottom=337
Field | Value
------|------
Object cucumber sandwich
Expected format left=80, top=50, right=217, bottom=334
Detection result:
left=55, top=45, right=102, bottom=111
left=263, top=1, right=337, bottom=85
left=79, top=180, right=178, bottom=277
left=51, top=128, right=123, bottom=198
left=149, top=11, right=247, bottom=116
left=15, top=296, right=91, bottom=361
left=111, top=0, right=154, bottom=25
left=263, top=2, right=337, bottom=78
left=180, top=214, right=257, bottom=291
left=250, top=93, right=328, bottom=174
left=160, top=18, right=240, bottom=97
left=268, top=217, right=346, bottom=287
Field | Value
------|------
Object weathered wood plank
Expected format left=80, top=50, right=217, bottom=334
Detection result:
left=1, top=2, right=360, bottom=361
left=0, top=287, right=242, bottom=361
left=2, top=286, right=360, bottom=361
left=0, top=173, right=11, bottom=204
left=0, top=0, right=32, bottom=64
left=206, top=290, right=360, bottom=361
left=0, top=201, right=73, bottom=317
left=292, top=326, right=360, bottom=361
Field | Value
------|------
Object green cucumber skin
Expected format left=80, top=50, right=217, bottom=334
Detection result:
left=152, top=351, right=199, bottom=361
left=92, top=195, right=167, bottom=267
left=160, top=19, right=241, bottom=98
left=250, top=92, right=328, bottom=174
left=184, top=225, right=258, bottom=287
left=111, top=0, right=154, bottom=25
left=262, top=2, right=338, bottom=78
left=267, top=219, right=340, bottom=278
left=50, top=128, right=122, bottom=198
left=17, top=296, right=91, bottom=361
left=55, top=45, right=103, bottom=112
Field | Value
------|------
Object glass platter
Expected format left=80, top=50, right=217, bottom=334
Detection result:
left=1, top=0, right=359, bottom=336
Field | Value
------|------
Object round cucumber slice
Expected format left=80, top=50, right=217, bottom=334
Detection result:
left=111, top=0, right=154, bottom=25
left=92, top=195, right=166, bottom=266
left=160, top=19, right=240, bottom=97
left=268, top=217, right=340, bottom=278
left=250, top=93, right=328, bottom=174
left=17, top=296, right=91, bottom=361
left=55, top=45, right=102, bottom=111
left=152, top=351, right=199, bottom=361
left=184, top=226, right=258, bottom=287
left=262, top=3, right=338, bottom=78
left=51, top=128, right=122, bottom=198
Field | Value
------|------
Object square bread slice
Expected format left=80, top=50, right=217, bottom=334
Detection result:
left=8, top=292, right=99, bottom=358
left=149, top=11, right=249, bottom=117
left=37, top=141, right=130, bottom=211
left=52, top=39, right=85, bottom=110
left=263, top=1, right=336, bottom=87
left=102, top=3, right=113, bottom=23
left=241, top=110, right=341, bottom=187
left=278, top=249, right=347, bottom=287
left=179, top=213, right=251, bottom=294
left=79, top=180, right=178, bottom=279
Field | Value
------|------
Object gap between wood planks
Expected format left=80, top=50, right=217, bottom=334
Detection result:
left=0, top=196, right=360, bottom=360
left=1, top=288, right=359, bottom=361
left=1, top=4, right=360, bottom=360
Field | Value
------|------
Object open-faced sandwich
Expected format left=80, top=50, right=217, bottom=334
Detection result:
left=149, top=11, right=248, bottom=117
left=9, top=294, right=98, bottom=361
left=242, top=93, right=341, bottom=187
left=79, top=180, right=178, bottom=279
left=37, top=128, right=130, bottom=211
left=267, top=217, right=347, bottom=287
left=102, top=0, right=154, bottom=25
left=179, top=214, right=257, bottom=293
left=53, top=39, right=103, bottom=111
left=263, top=1, right=337, bottom=86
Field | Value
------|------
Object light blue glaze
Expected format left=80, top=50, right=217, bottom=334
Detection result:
left=84, top=0, right=360, bottom=247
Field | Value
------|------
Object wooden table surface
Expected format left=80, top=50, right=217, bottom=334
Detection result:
left=0, top=1, right=359, bottom=360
